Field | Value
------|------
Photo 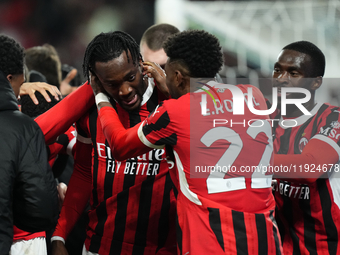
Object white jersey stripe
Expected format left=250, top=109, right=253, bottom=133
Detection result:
left=137, top=121, right=165, bottom=149
left=173, top=151, right=202, bottom=206
left=312, top=134, right=340, bottom=161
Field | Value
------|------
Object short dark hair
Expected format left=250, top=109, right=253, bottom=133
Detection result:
left=25, top=44, right=62, bottom=87
left=283, top=41, right=325, bottom=77
left=83, top=31, right=141, bottom=82
left=164, top=30, right=223, bottom=78
left=0, top=34, right=25, bottom=76
left=141, top=23, right=180, bottom=51
left=20, top=91, right=59, bottom=118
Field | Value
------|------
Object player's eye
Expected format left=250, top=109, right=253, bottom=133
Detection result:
left=128, top=75, right=136, bottom=82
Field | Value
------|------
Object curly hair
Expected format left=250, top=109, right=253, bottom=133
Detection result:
left=83, top=31, right=142, bottom=82
left=283, top=41, right=325, bottom=77
left=163, top=30, right=223, bottom=78
left=0, top=34, right=25, bottom=76
left=21, top=90, right=59, bottom=118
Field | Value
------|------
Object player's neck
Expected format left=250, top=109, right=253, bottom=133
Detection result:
left=190, top=78, right=214, bottom=91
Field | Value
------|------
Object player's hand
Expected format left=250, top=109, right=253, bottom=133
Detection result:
left=51, top=240, right=68, bottom=255
left=57, top=182, right=67, bottom=208
left=20, top=82, right=61, bottom=104
left=60, top=68, right=78, bottom=96
left=142, top=62, right=169, bottom=98
left=89, top=71, right=105, bottom=96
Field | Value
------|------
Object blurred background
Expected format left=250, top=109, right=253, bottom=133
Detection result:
left=1, top=0, right=339, bottom=104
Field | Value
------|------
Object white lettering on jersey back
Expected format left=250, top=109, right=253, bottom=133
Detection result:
left=201, top=90, right=260, bottom=116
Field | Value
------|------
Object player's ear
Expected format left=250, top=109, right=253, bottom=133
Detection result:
left=311, top=76, right=322, bottom=91
left=6, top=74, right=12, bottom=83
left=138, top=58, right=143, bottom=68
left=175, top=64, right=190, bottom=88
left=175, top=70, right=184, bottom=87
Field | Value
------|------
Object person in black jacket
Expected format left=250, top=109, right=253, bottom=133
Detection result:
left=0, top=34, right=59, bottom=255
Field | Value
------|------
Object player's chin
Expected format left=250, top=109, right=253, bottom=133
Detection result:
left=120, top=95, right=142, bottom=112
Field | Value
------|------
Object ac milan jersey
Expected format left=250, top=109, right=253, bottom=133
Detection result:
left=48, top=125, right=76, bottom=164
left=72, top=80, right=176, bottom=255
left=273, top=103, right=340, bottom=255
left=137, top=81, right=283, bottom=254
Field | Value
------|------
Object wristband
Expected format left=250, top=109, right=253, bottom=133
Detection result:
left=95, top=93, right=110, bottom=106
left=51, top=236, right=65, bottom=244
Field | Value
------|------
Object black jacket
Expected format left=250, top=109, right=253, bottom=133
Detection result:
left=0, top=71, right=58, bottom=254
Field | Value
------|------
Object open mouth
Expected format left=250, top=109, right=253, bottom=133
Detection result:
left=122, top=94, right=138, bottom=105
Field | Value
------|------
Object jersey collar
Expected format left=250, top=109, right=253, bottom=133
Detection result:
left=278, top=103, right=323, bottom=129
left=141, top=78, right=155, bottom=106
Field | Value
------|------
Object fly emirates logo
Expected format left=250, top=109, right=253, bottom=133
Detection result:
left=96, top=143, right=173, bottom=176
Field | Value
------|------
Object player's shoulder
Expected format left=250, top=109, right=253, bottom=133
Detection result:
left=236, top=83, right=267, bottom=106
left=151, top=95, right=189, bottom=124
left=206, top=81, right=264, bottom=99
left=316, top=103, right=340, bottom=119
left=236, top=83, right=259, bottom=90
left=322, top=102, right=340, bottom=112
left=163, top=94, right=190, bottom=109
left=237, top=83, right=264, bottom=97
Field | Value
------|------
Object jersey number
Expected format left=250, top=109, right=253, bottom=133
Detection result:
left=201, top=120, right=273, bottom=194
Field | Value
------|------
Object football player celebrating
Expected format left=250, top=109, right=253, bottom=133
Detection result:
left=271, top=41, right=340, bottom=255
left=91, top=30, right=283, bottom=255
left=51, top=31, right=177, bottom=255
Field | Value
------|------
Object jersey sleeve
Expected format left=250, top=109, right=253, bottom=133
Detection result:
left=35, top=82, right=94, bottom=144
left=311, top=107, right=340, bottom=158
left=138, top=103, right=177, bottom=147
left=48, top=126, right=77, bottom=160
left=65, top=126, right=77, bottom=156
left=98, top=106, right=152, bottom=161
left=52, top=121, right=92, bottom=240
left=274, top=107, right=340, bottom=182
left=274, top=138, right=339, bottom=182
left=98, top=101, right=177, bottom=161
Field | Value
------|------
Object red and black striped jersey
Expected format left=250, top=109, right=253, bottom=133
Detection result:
left=273, top=103, right=340, bottom=255
left=75, top=80, right=176, bottom=255
left=48, top=125, right=76, bottom=162
left=136, top=81, right=283, bottom=254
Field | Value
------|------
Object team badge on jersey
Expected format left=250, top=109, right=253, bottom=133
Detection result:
left=298, top=136, right=309, bottom=152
